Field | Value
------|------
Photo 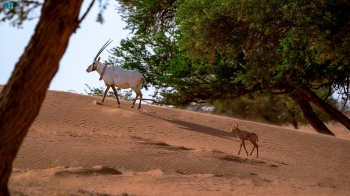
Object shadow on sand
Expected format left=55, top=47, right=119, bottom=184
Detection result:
left=140, top=111, right=234, bottom=140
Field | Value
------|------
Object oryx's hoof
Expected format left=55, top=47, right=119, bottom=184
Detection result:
left=117, top=104, right=120, bottom=108
left=97, top=102, right=103, bottom=105
left=136, top=107, right=140, bottom=110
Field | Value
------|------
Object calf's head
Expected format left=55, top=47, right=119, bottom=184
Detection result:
left=230, top=124, right=240, bottom=135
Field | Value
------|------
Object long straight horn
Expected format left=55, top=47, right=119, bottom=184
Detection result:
left=94, top=39, right=113, bottom=61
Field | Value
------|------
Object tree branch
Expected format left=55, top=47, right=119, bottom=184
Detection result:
left=324, top=84, right=332, bottom=101
left=22, top=1, right=43, bottom=6
left=271, top=91, right=287, bottom=95
left=78, top=0, right=95, bottom=24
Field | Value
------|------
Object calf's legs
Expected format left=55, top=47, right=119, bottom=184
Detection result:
left=249, top=141, right=259, bottom=157
left=238, top=141, right=249, bottom=156
left=238, top=140, right=258, bottom=157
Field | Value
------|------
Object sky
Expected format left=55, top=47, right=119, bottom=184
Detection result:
left=0, top=0, right=154, bottom=98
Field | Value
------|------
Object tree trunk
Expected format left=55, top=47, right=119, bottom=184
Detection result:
left=0, top=0, right=84, bottom=195
left=291, top=120, right=298, bottom=130
left=283, top=103, right=299, bottom=129
left=300, top=88, right=350, bottom=131
left=291, top=95, right=335, bottom=136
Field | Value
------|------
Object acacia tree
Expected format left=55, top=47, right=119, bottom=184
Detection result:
left=112, top=0, right=331, bottom=131
left=113, top=0, right=350, bottom=135
left=0, top=0, right=100, bottom=194
left=113, top=0, right=251, bottom=106
left=175, top=0, right=350, bottom=135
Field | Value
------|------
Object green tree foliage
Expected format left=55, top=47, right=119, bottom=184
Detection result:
left=112, top=0, right=350, bottom=134
left=176, top=0, right=350, bottom=98
left=112, top=0, right=209, bottom=106
left=175, top=0, right=350, bottom=134
left=117, top=0, right=177, bottom=35
left=111, top=0, right=248, bottom=106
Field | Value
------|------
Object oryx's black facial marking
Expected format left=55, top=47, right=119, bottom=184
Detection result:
left=91, top=61, right=96, bottom=71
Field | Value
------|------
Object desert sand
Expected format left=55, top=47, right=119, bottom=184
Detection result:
left=4, top=88, right=350, bottom=196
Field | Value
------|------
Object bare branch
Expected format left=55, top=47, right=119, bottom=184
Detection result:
left=271, top=91, right=287, bottom=95
left=323, top=84, right=332, bottom=101
left=22, top=1, right=43, bottom=6
left=78, top=0, right=95, bottom=24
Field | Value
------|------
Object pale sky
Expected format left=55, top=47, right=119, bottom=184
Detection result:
left=0, top=1, right=153, bottom=98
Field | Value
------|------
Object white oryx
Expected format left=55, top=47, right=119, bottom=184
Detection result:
left=86, top=39, right=148, bottom=110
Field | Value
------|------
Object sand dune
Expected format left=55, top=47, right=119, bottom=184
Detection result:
left=4, top=89, right=350, bottom=195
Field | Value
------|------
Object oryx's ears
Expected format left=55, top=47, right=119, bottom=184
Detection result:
left=98, top=57, right=101, bottom=61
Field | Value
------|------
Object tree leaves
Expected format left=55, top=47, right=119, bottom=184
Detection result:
left=111, top=0, right=349, bottom=128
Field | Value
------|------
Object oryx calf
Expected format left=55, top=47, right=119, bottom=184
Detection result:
left=230, top=124, right=259, bottom=157
left=86, top=39, right=148, bottom=110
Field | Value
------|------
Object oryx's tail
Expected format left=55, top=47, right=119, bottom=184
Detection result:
left=142, top=75, right=148, bottom=90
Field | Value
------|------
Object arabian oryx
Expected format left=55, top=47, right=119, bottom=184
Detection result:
left=86, top=39, right=148, bottom=110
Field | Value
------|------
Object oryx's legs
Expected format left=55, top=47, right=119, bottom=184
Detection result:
left=131, top=88, right=143, bottom=110
left=137, top=91, right=143, bottom=110
left=135, top=79, right=144, bottom=110
left=111, top=86, right=121, bottom=108
left=131, top=93, right=139, bottom=109
left=98, top=86, right=110, bottom=105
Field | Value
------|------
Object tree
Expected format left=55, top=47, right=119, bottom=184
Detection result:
left=175, top=0, right=350, bottom=135
left=113, top=0, right=251, bottom=108
left=0, top=0, right=98, bottom=194
left=112, top=0, right=348, bottom=135
left=113, top=0, right=350, bottom=135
